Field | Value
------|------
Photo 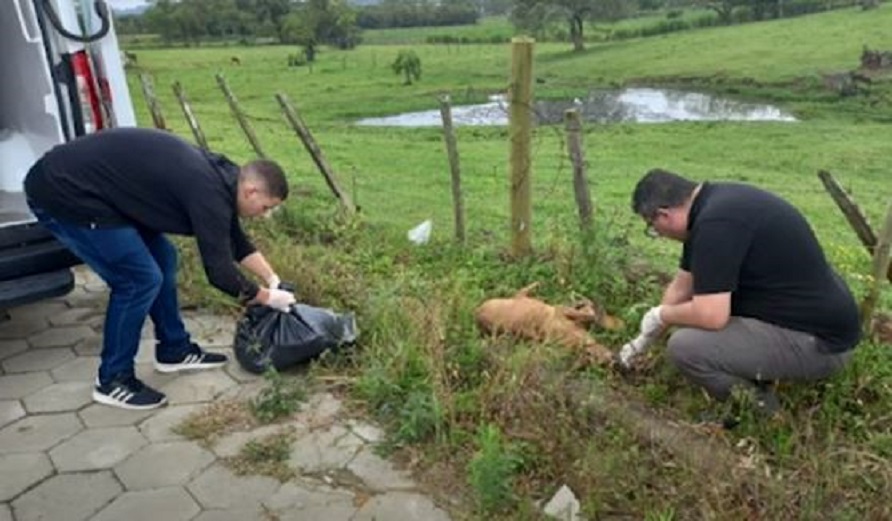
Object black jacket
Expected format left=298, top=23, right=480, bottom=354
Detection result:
left=24, top=128, right=260, bottom=300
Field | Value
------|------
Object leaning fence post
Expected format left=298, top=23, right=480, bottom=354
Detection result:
left=861, top=200, right=892, bottom=331
left=138, top=73, right=166, bottom=130
left=818, top=170, right=892, bottom=283
left=215, top=73, right=265, bottom=158
left=275, top=93, right=355, bottom=213
left=438, top=95, right=466, bottom=244
left=172, top=81, right=209, bottom=150
left=564, top=109, right=593, bottom=230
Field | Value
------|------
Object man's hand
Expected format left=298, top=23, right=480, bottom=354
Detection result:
left=266, top=274, right=282, bottom=290
left=618, top=336, right=648, bottom=367
left=265, top=288, right=296, bottom=312
left=639, top=305, right=664, bottom=341
left=616, top=306, right=665, bottom=368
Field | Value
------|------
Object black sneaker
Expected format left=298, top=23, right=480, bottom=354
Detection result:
left=93, top=376, right=167, bottom=410
left=155, top=344, right=228, bottom=373
left=752, top=382, right=781, bottom=418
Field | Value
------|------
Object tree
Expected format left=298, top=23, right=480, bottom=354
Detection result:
left=391, top=50, right=421, bottom=85
left=511, top=0, right=634, bottom=52
left=281, top=0, right=360, bottom=54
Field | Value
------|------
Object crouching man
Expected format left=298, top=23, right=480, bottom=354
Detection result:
left=618, top=169, right=860, bottom=423
left=24, top=128, right=298, bottom=410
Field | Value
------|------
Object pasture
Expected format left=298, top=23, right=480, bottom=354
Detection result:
left=125, top=5, right=892, bottom=518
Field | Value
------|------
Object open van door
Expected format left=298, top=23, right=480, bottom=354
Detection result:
left=0, top=0, right=134, bottom=310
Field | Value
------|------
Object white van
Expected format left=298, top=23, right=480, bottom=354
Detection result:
left=0, top=0, right=134, bottom=309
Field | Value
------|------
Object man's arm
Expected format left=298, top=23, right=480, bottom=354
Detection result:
left=661, top=270, right=694, bottom=306
left=660, top=292, right=731, bottom=330
left=240, top=251, right=277, bottom=285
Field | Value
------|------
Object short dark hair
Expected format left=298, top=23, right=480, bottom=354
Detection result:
left=242, top=159, right=289, bottom=200
left=631, top=168, right=697, bottom=218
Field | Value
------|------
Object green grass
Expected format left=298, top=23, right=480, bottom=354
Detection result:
left=362, top=16, right=518, bottom=45
left=126, top=5, right=892, bottom=518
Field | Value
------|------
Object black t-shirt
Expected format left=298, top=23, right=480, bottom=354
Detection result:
left=24, top=128, right=259, bottom=301
left=680, top=182, right=860, bottom=352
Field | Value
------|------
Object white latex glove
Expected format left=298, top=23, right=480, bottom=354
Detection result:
left=617, top=306, right=664, bottom=368
left=266, top=288, right=296, bottom=312
left=639, top=305, right=664, bottom=341
left=266, top=274, right=282, bottom=290
left=618, top=335, right=651, bottom=367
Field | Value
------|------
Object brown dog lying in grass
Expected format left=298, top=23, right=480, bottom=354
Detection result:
left=474, top=283, right=622, bottom=365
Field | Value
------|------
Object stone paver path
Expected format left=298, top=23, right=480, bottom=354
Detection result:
left=0, top=268, right=451, bottom=521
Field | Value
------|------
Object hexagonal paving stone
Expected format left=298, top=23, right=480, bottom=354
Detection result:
left=352, top=491, right=452, bottom=521
left=0, top=413, right=82, bottom=454
left=0, top=503, right=10, bottom=521
left=7, top=301, right=69, bottom=323
left=49, top=426, right=147, bottom=472
left=138, top=404, right=201, bottom=442
left=0, top=340, right=28, bottom=362
left=0, top=453, right=53, bottom=501
left=192, top=508, right=271, bottom=521
left=0, top=400, right=25, bottom=429
left=73, top=335, right=102, bottom=356
left=346, top=446, right=416, bottom=492
left=134, top=339, right=156, bottom=364
left=0, top=318, right=47, bottom=341
left=263, top=481, right=355, bottom=511
left=288, top=425, right=365, bottom=473
left=28, top=326, right=95, bottom=349
left=22, top=381, right=93, bottom=413
left=48, top=307, right=104, bottom=327
left=115, top=441, right=214, bottom=490
left=0, top=372, right=53, bottom=400
left=187, top=462, right=281, bottom=509
left=91, top=487, right=200, bottom=521
left=11, top=470, right=121, bottom=521
left=79, top=403, right=156, bottom=428
left=50, top=357, right=99, bottom=382
left=160, top=370, right=237, bottom=404
left=2, top=349, right=74, bottom=373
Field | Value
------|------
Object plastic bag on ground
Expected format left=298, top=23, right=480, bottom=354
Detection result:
left=234, top=303, right=358, bottom=374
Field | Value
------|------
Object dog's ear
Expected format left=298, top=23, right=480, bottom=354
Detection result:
left=562, top=306, right=597, bottom=325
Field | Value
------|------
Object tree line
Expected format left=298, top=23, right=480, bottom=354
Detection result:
left=116, top=0, right=880, bottom=52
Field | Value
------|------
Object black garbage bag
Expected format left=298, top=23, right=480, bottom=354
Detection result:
left=234, top=304, right=358, bottom=374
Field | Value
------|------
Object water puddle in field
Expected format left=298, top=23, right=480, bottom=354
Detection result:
left=355, top=88, right=797, bottom=127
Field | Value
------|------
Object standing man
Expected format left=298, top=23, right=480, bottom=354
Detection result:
left=619, top=169, right=860, bottom=421
left=24, top=128, right=297, bottom=410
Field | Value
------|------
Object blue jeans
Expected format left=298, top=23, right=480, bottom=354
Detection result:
left=29, top=204, right=193, bottom=384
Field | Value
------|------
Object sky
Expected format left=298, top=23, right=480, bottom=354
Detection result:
left=107, top=0, right=148, bottom=9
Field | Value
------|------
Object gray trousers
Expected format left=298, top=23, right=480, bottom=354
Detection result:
left=666, top=317, right=852, bottom=401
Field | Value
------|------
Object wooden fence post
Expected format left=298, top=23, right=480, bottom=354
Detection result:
left=818, top=170, right=892, bottom=283
left=508, top=37, right=534, bottom=257
left=214, top=73, right=266, bottom=158
left=438, top=95, right=466, bottom=244
left=275, top=93, right=355, bottom=213
left=138, top=73, right=166, bottom=130
left=861, top=200, right=892, bottom=330
left=172, top=81, right=209, bottom=150
left=564, top=109, right=593, bottom=230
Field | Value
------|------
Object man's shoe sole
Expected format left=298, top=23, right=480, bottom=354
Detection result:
left=92, top=391, right=168, bottom=410
left=154, top=360, right=227, bottom=373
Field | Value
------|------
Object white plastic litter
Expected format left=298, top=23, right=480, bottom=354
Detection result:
left=407, top=219, right=432, bottom=245
left=542, top=484, right=583, bottom=521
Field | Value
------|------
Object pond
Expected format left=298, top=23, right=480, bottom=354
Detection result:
left=355, top=88, right=797, bottom=127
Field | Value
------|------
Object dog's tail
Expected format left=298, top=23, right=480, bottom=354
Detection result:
left=513, top=282, right=539, bottom=298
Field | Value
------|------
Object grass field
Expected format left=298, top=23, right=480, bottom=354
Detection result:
left=125, top=5, right=892, bottom=518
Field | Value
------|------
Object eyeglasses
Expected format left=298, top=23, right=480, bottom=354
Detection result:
left=644, top=223, right=658, bottom=238
left=643, top=212, right=661, bottom=238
